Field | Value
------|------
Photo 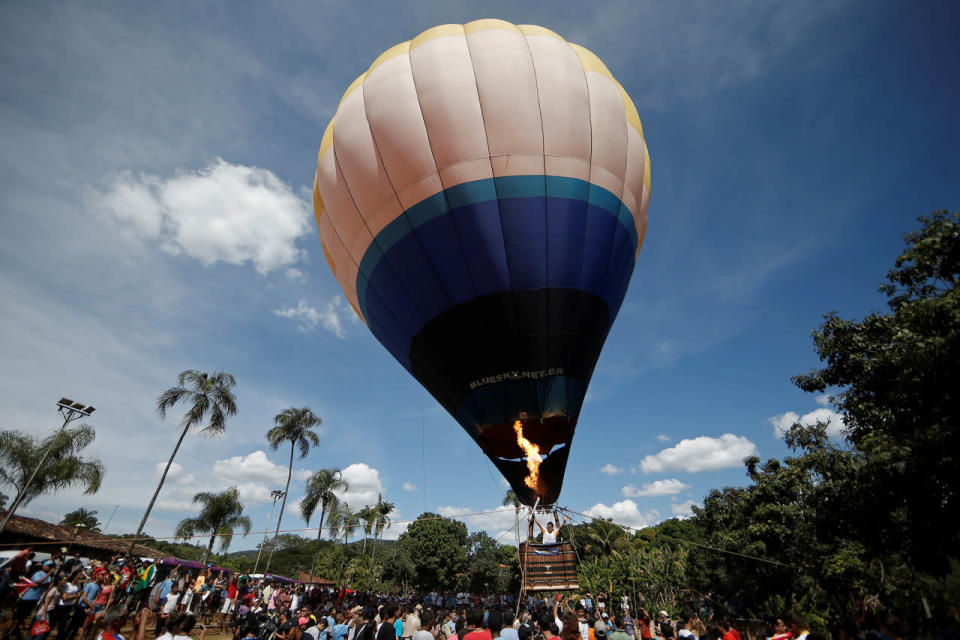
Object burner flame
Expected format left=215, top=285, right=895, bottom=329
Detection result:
left=512, top=420, right=544, bottom=495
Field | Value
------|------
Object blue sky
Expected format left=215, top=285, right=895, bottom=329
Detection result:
left=1, top=1, right=958, bottom=552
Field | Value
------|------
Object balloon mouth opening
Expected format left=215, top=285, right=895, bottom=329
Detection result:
left=479, top=416, right=575, bottom=505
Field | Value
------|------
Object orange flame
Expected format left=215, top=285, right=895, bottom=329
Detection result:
left=512, top=420, right=544, bottom=495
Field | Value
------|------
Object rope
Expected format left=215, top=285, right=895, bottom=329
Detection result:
left=0, top=507, right=519, bottom=550
left=560, top=506, right=798, bottom=570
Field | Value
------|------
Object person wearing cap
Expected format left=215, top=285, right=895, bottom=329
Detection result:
left=402, top=604, right=422, bottom=640
left=594, top=613, right=609, bottom=640
left=657, top=613, right=673, bottom=640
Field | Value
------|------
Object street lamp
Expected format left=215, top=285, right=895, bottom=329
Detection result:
left=253, top=489, right=284, bottom=574
left=0, top=398, right=95, bottom=534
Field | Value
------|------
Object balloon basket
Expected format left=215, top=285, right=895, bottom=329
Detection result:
left=518, top=541, right=580, bottom=592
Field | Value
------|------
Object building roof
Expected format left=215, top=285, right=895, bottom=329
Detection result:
left=0, top=512, right=167, bottom=559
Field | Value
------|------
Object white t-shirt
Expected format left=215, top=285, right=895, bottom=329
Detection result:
left=542, top=532, right=557, bottom=544
left=59, top=583, right=79, bottom=606
left=163, top=595, right=179, bottom=615
left=413, top=631, right=433, bottom=640
left=157, top=633, right=174, bottom=640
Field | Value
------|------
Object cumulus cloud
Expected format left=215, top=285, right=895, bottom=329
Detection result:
left=437, top=506, right=519, bottom=540
left=671, top=500, right=698, bottom=519
left=583, top=500, right=660, bottom=530
left=769, top=407, right=846, bottom=439
left=211, top=450, right=312, bottom=504
left=92, top=158, right=310, bottom=275
left=402, top=481, right=417, bottom=491
left=622, top=478, right=691, bottom=497
left=600, top=463, right=623, bottom=476
left=639, top=434, right=757, bottom=473
left=335, top=463, right=384, bottom=509
left=154, top=461, right=196, bottom=485
left=273, top=297, right=353, bottom=338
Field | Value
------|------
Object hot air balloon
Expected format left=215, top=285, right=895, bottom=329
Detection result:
left=313, top=20, right=650, bottom=507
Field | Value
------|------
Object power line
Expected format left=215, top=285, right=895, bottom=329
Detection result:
left=559, top=506, right=798, bottom=570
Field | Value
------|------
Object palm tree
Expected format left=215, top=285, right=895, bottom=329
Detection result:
left=582, top=518, right=630, bottom=561
left=174, top=487, right=252, bottom=567
left=263, top=407, right=322, bottom=574
left=133, top=370, right=237, bottom=546
left=60, top=508, right=101, bottom=532
left=357, top=505, right=377, bottom=555
left=300, top=468, right=347, bottom=583
left=329, top=502, right=359, bottom=586
left=0, top=425, right=103, bottom=509
left=370, top=494, right=395, bottom=560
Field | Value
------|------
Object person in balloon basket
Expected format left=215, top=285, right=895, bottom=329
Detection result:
left=532, top=513, right=568, bottom=544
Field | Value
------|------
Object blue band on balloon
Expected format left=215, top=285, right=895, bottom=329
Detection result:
left=356, top=175, right=638, bottom=368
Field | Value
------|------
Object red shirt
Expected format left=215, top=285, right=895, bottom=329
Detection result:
left=228, top=583, right=238, bottom=599
left=723, top=630, right=741, bottom=640
left=463, top=630, right=492, bottom=640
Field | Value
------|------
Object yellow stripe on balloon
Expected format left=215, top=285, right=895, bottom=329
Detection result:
left=464, top=18, right=521, bottom=36
left=410, top=24, right=464, bottom=50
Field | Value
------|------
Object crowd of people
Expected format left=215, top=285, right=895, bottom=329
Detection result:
left=0, top=545, right=937, bottom=640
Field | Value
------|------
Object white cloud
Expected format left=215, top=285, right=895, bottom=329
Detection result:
left=273, top=297, right=352, bottom=338
left=402, top=481, right=417, bottom=492
left=600, top=463, right=623, bottom=476
left=769, top=407, right=846, bottom=439
left=671, top=500, right=698, bottom=519
left=437, top=506, right=519, bottom=541
left=640, top=434, right=758, bottom=473
left=91, top=158, right=310, bottom=275
left=656, top=434, right=671, bottom=442
left=583, top=500, right=660, bottom=530
left=284, top=267, right=306, bottom=281
left=622, top=478, right=691, bottom=497
left=212, top=450, right=311, bottom=490
left=815, top=394, right=832, bottom=407
left=154, top=461, right=196, bottom=485
left=335, top=463, right=384, bottom=509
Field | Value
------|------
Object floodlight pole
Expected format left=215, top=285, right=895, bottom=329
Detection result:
left=253, top=490, right=284, bottom=575
left=0, top=399, right=95, bottom=534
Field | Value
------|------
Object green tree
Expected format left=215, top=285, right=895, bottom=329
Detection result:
left=370, top=494, right=395, bottom=560
left=60, top=507, right=101, bottom=532
left=396, top=512, right=467, bottom=590
left=264, top=407, right=322, bottom=573
left=0, top=425, right=103, bottom=509
left=134, top=370, right=237, bottom=545
left=580, top=518, right=630, bottom=561
left=300, top=468, right=347, bottom=582
left=793, top=210, right=960, bottom=575
left=174, top=487, right=252, bottom=568
left=329, top=502, right=360, bottom=586
left=357, top=505, right=377, bottom=556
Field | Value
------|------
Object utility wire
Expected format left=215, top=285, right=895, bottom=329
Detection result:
left=559, top=506, right=798, bottom=570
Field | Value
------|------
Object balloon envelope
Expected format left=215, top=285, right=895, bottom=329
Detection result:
left=313, top=20, right=650, bottom=506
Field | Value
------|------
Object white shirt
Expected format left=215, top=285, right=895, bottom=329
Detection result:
left=163, top=595, right=179, bottom=615
left=542, top=532, right=557, bottom=544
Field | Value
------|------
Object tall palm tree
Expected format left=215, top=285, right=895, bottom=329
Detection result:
left=133, top=370, right=237, bottom=546
left=0, top=425, right=103, bottom=509
left=174, top=487, right=252, bottom=567
left=357, top=505, right=377, bottom=555
left=370, top=494, right=395, bottom=560
left=300, top=468, right=347, bottom=582
left=263, top=407, right=322, bottom=574
left=329, top=502, right=359, bottom=586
